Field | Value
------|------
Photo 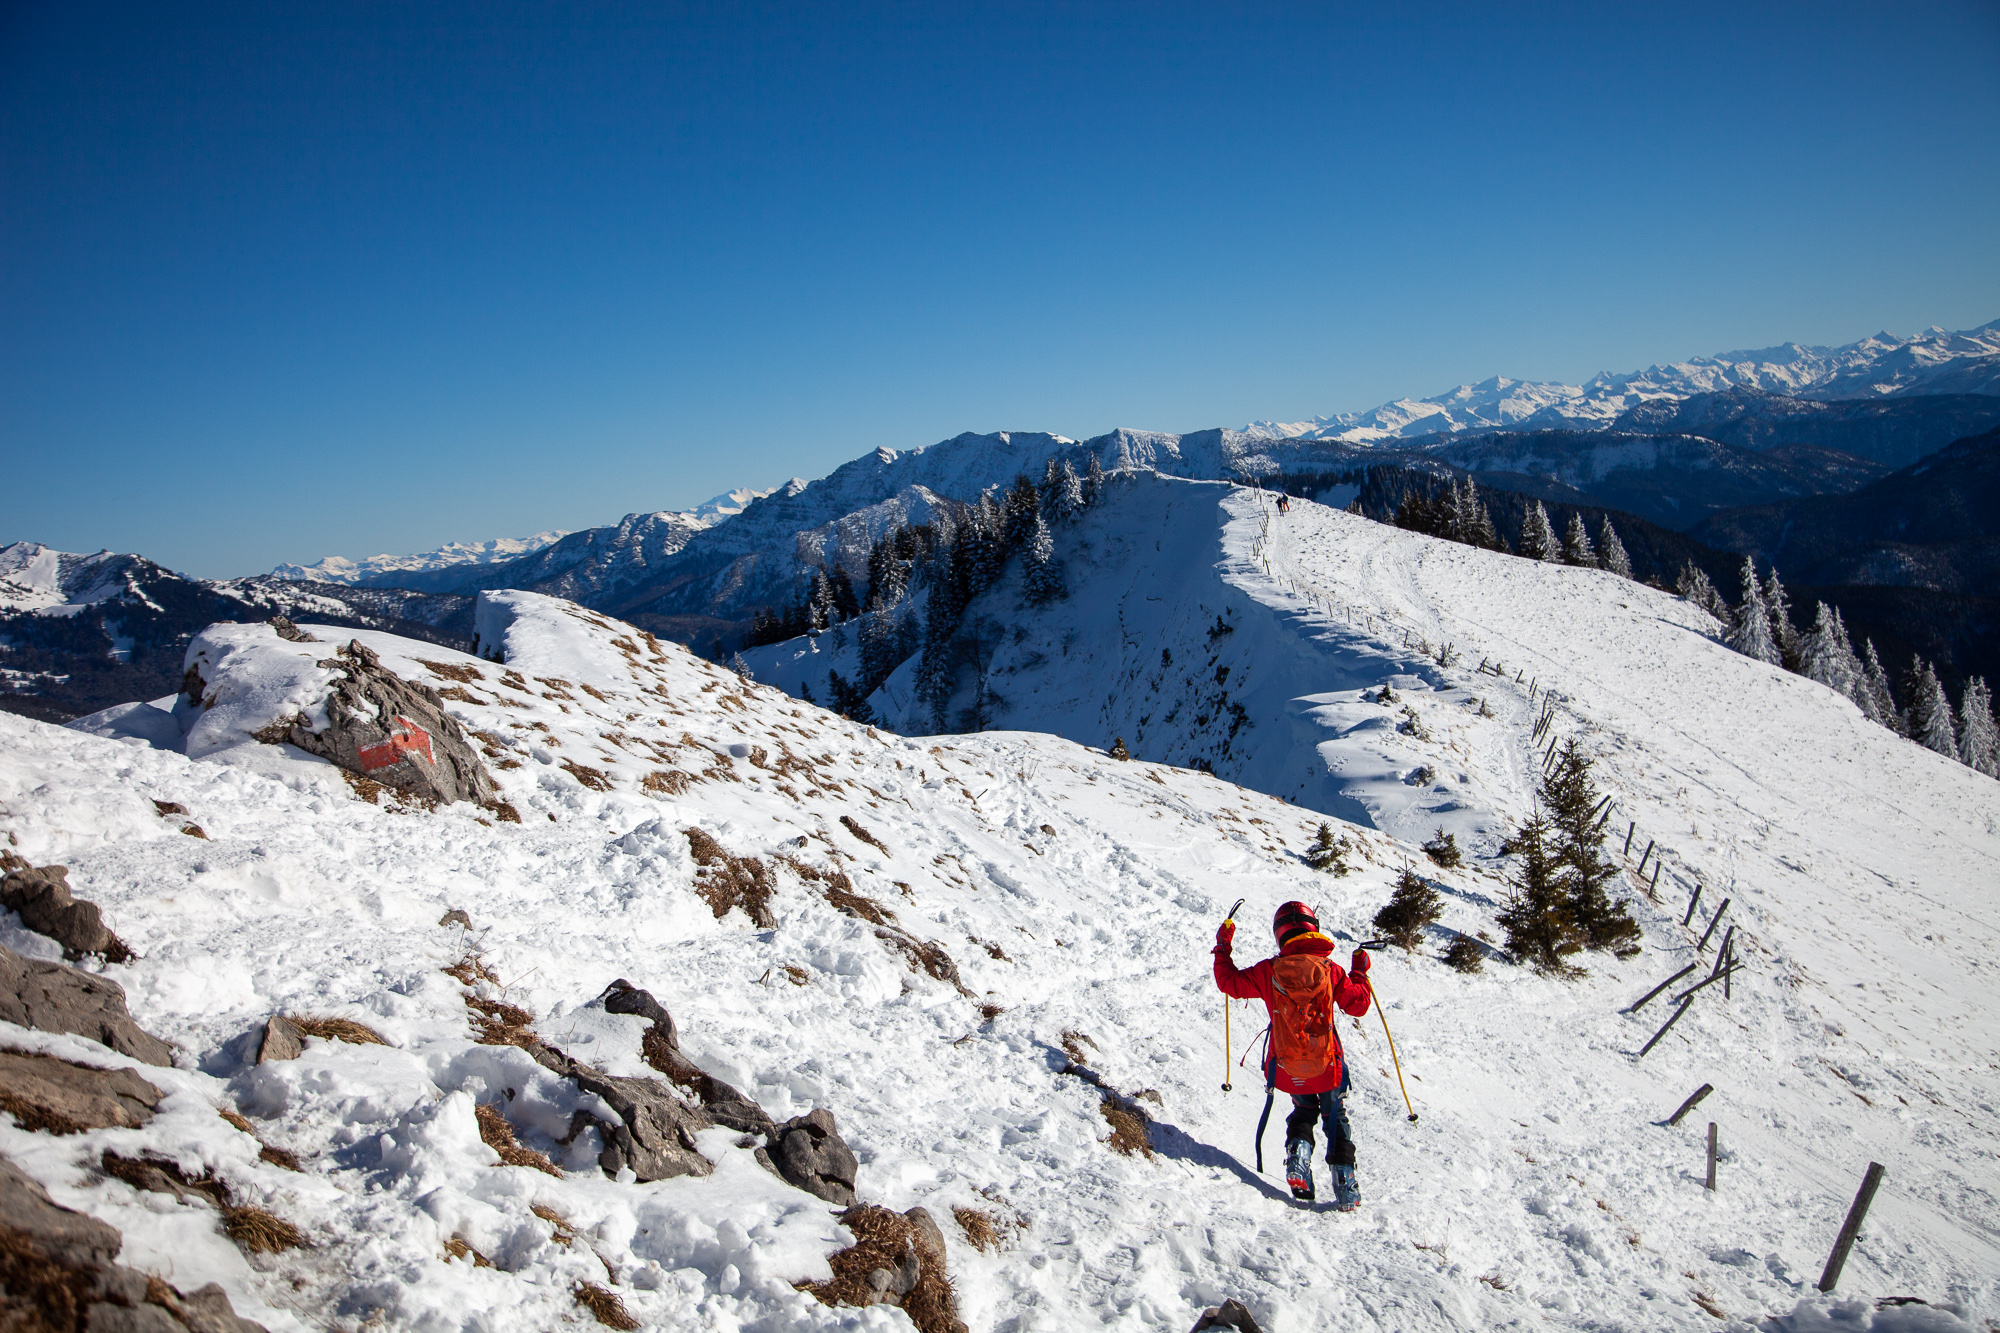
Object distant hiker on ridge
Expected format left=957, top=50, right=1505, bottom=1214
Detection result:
left=1214, top=901, right=1373, bottom=1208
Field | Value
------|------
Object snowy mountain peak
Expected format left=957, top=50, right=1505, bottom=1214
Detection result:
left=0, top=541, right=155, bottom=616
left=272, top=532, right=573, bottom=585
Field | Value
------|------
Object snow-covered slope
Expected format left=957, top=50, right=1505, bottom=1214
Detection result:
left=0, top=541, right=168, bottom=616
left=1249, top=319, right=2000, bottom=444
left=11, top=530, right=1999, bottom=1330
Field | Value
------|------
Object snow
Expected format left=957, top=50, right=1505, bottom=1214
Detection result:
left=270, top=533, right=574, bottom=586
left=5, top=512, right=1996, bottom=1330
left=0, top=541, right=148, bottom=615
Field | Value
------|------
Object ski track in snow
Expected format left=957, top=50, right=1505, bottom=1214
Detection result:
left=1, top=489, right=1995, bottom=1331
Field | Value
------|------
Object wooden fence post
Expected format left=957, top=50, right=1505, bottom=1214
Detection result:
left=1624, top=821, right=1636, bottom=856
left=1637, top=998, right=1694, bottom=1058
left=1706, top=1123, right=1718, bottom=1191
left=1682, top=884, right=1703, bottom=926
left=1651, top=862, right=1662, bottom=893
left=1666, top=1083, right=1713, bottom=1126
left=1627, top=962, right=1699, bottom=1013
left=1818, top=1163, right=1885, bottom=1292
left=1695, top=898, right=1732, bottom=954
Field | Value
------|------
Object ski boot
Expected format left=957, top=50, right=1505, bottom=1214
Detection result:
left=1283, top=1140, right=1316, bottom=1203
left=1330, top=1164, right=1362, bottom=1212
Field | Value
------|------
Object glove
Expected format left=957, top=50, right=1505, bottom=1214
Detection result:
left=1350, top=948, right=1371, bottom=979
left=1215, top=920, right=1236, bottom=951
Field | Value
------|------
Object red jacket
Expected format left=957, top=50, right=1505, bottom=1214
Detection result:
left=1214, top=932, right=1371, bottom=1094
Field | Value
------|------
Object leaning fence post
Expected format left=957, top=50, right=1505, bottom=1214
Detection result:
left=1637, top=839, right=1655, bottom=875
left=1626, top=962, right=1699, bottom=1013
left=1682, top=883, right=1703, bottom=926
left=1624, top=821, right=1636, bottom=856
left=1651, top=862, right=1662, bottom=893
left=1666, top=1083, right=1713, bottom=1126
left=1818, top=1163, right=1885, bottom=1292
left=1695, top=898, right=1731, bottom=954
left=1637, top=997, right=1694, bottom=1058
left=1705, top=1123, right=1718, bottom=1191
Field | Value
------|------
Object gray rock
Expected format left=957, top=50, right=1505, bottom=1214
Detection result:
left=1, top=863, right=133, bottom=963
left=0, top=946, right=173, bottom=1066
left=1191, top=1299, right=1263, bottom=1333
left=0, top=1049, right=161, bottom=1133
left=265, top=615, right=316, bottom=643
left=526, top=1041, right=714, bottom=1183
left=279, top=640, right=498, bottom=809
left=256, top=1015, right=304, bottom=1063
left=600, top=977, right=677, bottom=1044
left=0, top=1155, right=266, bottom=1333
left=773, top=1107, right=859, bottom=1204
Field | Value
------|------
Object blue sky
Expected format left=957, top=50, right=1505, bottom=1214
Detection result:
left=4, top=1, right=1997, bottom=577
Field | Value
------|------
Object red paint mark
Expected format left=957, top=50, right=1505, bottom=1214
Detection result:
left=358, top=716, right=435, bottom=772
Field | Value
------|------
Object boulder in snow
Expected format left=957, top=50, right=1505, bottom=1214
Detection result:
left=0, top=945, right=173, bottom=1066
left=256, top=1014, right=305, bottom=1063
left=1, top=861, right=133, bottom=963
left=771, top=1107, right=859, bottom=1205
left=0, top=1049, right=162, bottom=1133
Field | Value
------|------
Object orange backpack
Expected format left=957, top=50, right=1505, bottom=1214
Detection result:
left=1269, top=954, right=1336, bottom=1081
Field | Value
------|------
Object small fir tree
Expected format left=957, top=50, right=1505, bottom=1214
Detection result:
left=1495, top=808, right=1580, bottom=974
left=1043, top=457, right=1084, bottom=522
left=1908, top=659, right=1958, bottom=757
left=1597, top=516, right=1633, bottom=579
left=1303, top=822, right=1353, bottom=875
left=1084, top=455, right=1107, bottom=506
left=1373, top=866, right=1443, bottom=952
left=1958, top=677, right=1999, bottom=777
left=1728, top=558, right=1782, bottom=665
left=1543, top=740, right=1640, bottom=952
left=1763, top=568, right=1800, bottom=670
left=1421, top=826, right=1463, bottom=868
left=1675, top=561, right=1731, bottom=626
left=1442, top=935, right=1484, bottom=974
left=1800, top=602, right=1862, bottom=703
left=1518, top=501, right=1560, bottom=562
left=1561, top=512, right=1595, bottom=566
left=1860, top=640, right=1901, bottom=732
left=1023, top=510, right=1064, bottom=605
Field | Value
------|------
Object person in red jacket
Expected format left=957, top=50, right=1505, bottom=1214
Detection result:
left=1214, top=900, right=1373, bottom=1208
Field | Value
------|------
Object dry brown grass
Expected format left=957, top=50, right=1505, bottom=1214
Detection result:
left=782, top=964, right=811, bottom=986
left=1060, top=1029, right=1098, bottom=1065
left=0, top=1223, right=94, bottom=1332
left=443, top=1236, right=493, bottom=1267
left=977, top=1003, right=1006, bottom=1024
left=975, top=938, right=1010, bottom=961
left=224, top=1204, right=305, bottom=1254
left=643, top=769, right=693, bottom=796
left=341, top=771, right=388, bottom=804
left=443, top=952, right=501, bottom=987
left=0, top=1090, right=88, bottom=1137
left=561, top=760, right=614, bottom=791
left=532, top=1203, right=575, bottom=1243
left=684, top=829, right=775, bottom=927
left=951, top=1206, right=1003, bottom=1252
left=840, top=815, right=889, bottom=854
left=417, top=659, right=483, bottom=684
left=485, top=799, right=522, bottom=823
left=290, top=1014, right=389, bottom=1046
left=798, top=1205, right=960, bottom=1333
left=465, top=995, right=536, bottom=1048
left=1099, top=1097, right=1154, bottom=1159
left=474, top=1103, right=561, bottom=1177
left=218, top=1107, right=302, bottom=1171
left=435, top=686, right=485, bottom=704
left=573, top=1282, right=640, bottom=1329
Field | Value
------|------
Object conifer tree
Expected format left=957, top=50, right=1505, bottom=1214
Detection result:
left=1373, top=866, right=1443, bottom=952
left=1676, top=561, right=1731, bottom=626
left=1495, top=807, right=1579, bottom=973
left=807, top=569, right=833, bottom=633
left=1908, top=659, right=1958, bottom=757
left=1003, top=474, right=1041, bottom=551
left=1959, top=677, right=1999, bottom=777
left=1084, top=455, right=1107, bottom=506
left=1561, top=512, right=1595, bottom=566
left=1542, top=740, right=1639, bottom=951
left=1303, top=822, right=1352, bottom=875
left=1597, top=516, right=1633, bottom=579
left=1860, top=640, right=1900, bottom=731
left=824, top=670, right=875, bottom=726
left=1728, top=558, right=1782, bottom=665
left=1023, top=510, right=1064, bottom=605
left=1763, top=568, right=1800, bottom=670
left=1518, top=501, right=1559, bottom=562
left=1421, top=826, right=1463, bottom=867
left=828, top=567, right=861, bottom=622
left=1801, top=602, right=1863, bottom=703
left=1043, top=458, right=1084, bottom=522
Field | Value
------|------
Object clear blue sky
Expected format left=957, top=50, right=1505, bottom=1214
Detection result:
left=4, top=1, right=1997, bottom=576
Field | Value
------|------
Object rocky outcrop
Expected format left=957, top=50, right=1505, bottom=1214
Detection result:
left=0, top=947, right=173, bottom=1066
left=0, top=1155, right=267, bottom=1333
left=277, top=640, right=497, bottom=808
left=527, top=1043, right=714, bottom=1183
left=0, top=1050, right=161, bottom=1134
left=602, top=979, right=774, bottom=1137
left=254, top=1016, right=304, bottom=1063
left=769, top=1108, right=859, bottom=1205
left=1190, top=1299, right=1263, bottom=1333
left=0, top=864, right=132, bottom=964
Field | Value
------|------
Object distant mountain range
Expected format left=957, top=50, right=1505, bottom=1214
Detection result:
left=1246, top=319, right=2000, bottom=443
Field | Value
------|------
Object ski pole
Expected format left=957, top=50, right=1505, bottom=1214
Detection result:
left=1221, top=898, right=1244, bottom=1091
left=1356, top=940, right=1419, bottom=1123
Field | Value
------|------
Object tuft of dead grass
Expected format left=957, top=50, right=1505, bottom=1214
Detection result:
left=561, top=760, right=614, bottom=792
left=464, top=995, right=536, bottom=1048
left=443, top=1236, right=494, bottom=1267
left=951, top=1206, right=1002, bottom=1253
left=684, top=829, right=776, bottom=927
left=288, top=1014, right=389, bottom=1046
left=0, top=1091, right=88, bottom=1136
left=224, top=1204, right=305, bottom=1254
left=798, top=1205, right=961, bottom=1333
left=1059, top=1029, right=1098, bottom=1065
left=573, top=1282, right=640, bottom=1330
left=0, top=1223, right=95, bottom=1331
left=643, top=769, right=693, bottom=796
left=782, top=964, right=811, bottom=986
left=218, top=1107, right=302, bottom=1171
left=474, top=1103, right=561, bottom=1177
left=840, top=815, right=890, bottom=854
left=977, top=1003, right=1006, bottom=1025
left=443, top=951, right=501, bottom=988
left=417, top=659, right=483, bottom=684
left=1099, top=1096, right=1154, bottom=1159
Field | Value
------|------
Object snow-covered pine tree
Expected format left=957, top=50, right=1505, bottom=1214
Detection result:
left=828, top=567, right=861, bottom=622
left=1597, top=516, right=1632, bottom=579
left=1456, top=477, right=1505, bottom=550
left=1495, top=807, right=1580, bottom=974
left=1372, top=866, right=1443, bottom=952
left=1561, top=512, right=1595, bottom=566
left=1860, top=640, right=1901, bottom=732
left=1023, top=510, right=1064, bottom=605
left=1518, top=501, right=1559, bottom=562
left=1907, top=659, right=1958, bottom=757
left=806, top=569, right=833, bottom=633
left=1084, top=455, right=1107, bottom=507
left=1728, top=559, right=1782, bottom=665
left=1800, top=602, right=1863, bottom=703
left=1542, top=740, right=1639, bottom=952
left=1002, top=474, right=1040, bottom=552
left=1042, top=458, right=1084, bottom=523
left=1959, top=677, right=1999, bottom=777
left=729, top=652, right=754, bottom=680
left=864, top=533, right=906, bottom=612
left=1763, top=569, right=1800, bottom=670
left=1675, top=561, right=1731, bottom=626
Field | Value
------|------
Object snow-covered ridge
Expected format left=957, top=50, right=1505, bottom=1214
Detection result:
left=1248, top=318, right=2000, bottom=444
left=0, top=541, right=163, bottom=616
